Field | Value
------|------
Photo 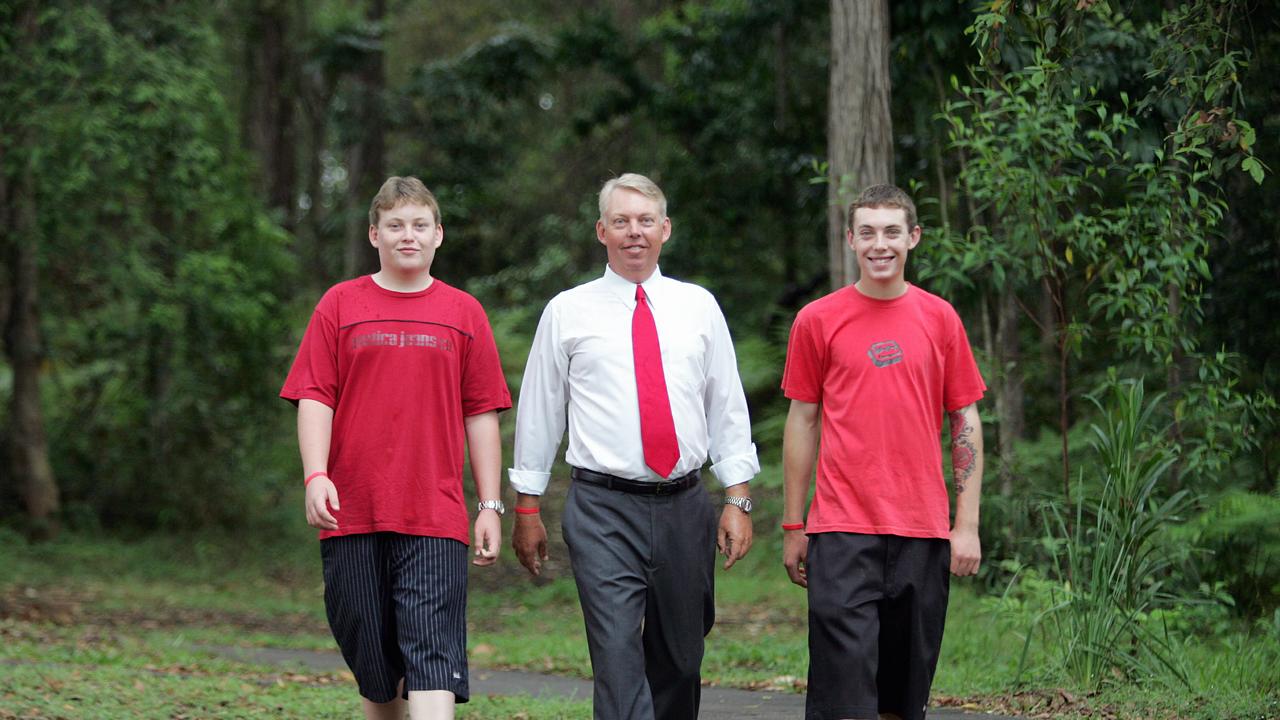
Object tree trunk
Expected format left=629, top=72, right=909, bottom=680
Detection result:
left=3, top=162, right=61, bottom=539
left=343, top=0, right=387, bottom=279
left=1166, top=281, right=1185, bottom=489
left=995, top=285, right=1025, bottom=496
left=827, top=0, right=893, bottom=291
left=296, top=10, right=337, bottom=287
left=1043, top=272, right=1071, bottom=503
left=242, top=0, right=298, bottom=230
left=776, top=16, right=799, bottom=288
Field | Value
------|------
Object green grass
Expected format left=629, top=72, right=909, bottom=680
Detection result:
left=1, top=661, right=590, bottom=719
left=3, top=526, right=1278, bottom=719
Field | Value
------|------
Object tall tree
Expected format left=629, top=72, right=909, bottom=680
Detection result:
left=240, top=0, right=299, bottom=230
left=342, top=0, right=386, bottom=278
left=827, top=0, right=893, bottom=290
left=1, top=2, right=60, bottom=538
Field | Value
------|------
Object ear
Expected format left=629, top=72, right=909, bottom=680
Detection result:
left=368, top=225, right=379, bottom=247
left=908, top=225, right=922, bottom=250
left=432, top=223, right=444, bottom=249
left=659, top=217, right=672, bottom=245
left=596, top=219, right=607, bottom=246
left=846, top=227, right=856, bottom=250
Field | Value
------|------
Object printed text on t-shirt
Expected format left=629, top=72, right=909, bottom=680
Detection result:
left=351, top=330, right=456, bottom=353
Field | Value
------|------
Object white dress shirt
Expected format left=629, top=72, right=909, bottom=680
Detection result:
left=509, top=265, right=759, bottom=494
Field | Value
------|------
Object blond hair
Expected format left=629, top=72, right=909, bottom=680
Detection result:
left=598, top=173, right=667, bottom=219
left=369, top=176, right=441, bottom=226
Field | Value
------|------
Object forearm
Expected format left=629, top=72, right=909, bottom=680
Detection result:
left=465, top=411, right=502, bottom=503
left=782, top=400, right=820, bottom=524
left=948, top=403, right=984, bottom=532
left=297, top=399, right=334, bottom=476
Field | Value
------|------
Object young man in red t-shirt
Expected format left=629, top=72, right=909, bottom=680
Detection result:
left=281, top=176, right=511, bottom=720
left=781, top=184, right=985, bottom=720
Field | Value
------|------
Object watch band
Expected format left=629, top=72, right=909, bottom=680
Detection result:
left=477, top=499, right=506, bottom=515
left=724, top=496, right=753, bottom=514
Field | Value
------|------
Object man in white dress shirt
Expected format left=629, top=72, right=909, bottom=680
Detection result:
left=508, top=173, right=759, bottom=720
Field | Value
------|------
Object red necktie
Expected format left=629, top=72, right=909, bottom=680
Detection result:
left=632, top=284, right=680, bottom=478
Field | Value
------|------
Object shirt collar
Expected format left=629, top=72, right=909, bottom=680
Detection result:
left=602, top=264, right=665, bottom=307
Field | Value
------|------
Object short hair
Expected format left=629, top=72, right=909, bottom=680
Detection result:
left=847, top=184, right=917, bottom=231
left=598, top=173, right=667, bottom=220
left=369, top=176, right=441, bottom=226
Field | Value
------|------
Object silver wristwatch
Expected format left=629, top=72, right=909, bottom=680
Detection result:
left=724, top=496, right=753, bottom=514
left=477, top=500, right=506, bottom=515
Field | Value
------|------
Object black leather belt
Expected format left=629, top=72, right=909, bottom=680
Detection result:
left=570, top=467, right=701, bottom=496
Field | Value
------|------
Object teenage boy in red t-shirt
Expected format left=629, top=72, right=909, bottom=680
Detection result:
left=281, top=176, right=511, bottom=720
left=781, top=184, right=986, bottom=720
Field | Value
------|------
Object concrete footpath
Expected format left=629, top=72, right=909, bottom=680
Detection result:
left=205, top=645, right=1022, bottom=719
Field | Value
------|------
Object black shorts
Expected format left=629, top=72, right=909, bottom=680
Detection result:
left=320, top=533, right=469, bottom=703
left=805, top=532, right=950, bottom=720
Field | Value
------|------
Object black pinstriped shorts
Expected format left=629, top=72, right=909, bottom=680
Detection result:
left=320, top=533, right=469, bottom=703
left=805, top=532, right=951, bottom=720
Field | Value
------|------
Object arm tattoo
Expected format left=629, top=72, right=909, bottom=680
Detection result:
left=949, top=408, right=976, bottom=494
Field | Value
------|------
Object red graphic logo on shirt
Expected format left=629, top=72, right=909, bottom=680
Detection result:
left=867, top=340, right=903, bottom=368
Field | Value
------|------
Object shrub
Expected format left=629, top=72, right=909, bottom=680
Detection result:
left=1019, top=378, right=1199, bottom=688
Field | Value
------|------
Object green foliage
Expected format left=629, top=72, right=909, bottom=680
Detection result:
left=942, top=1, right=1262, bottom=365
left=977, top=424, right=1094, bottom=578
left=1, top=2, right=297, bottom=530
left=938, top=0, right=1276, bottom=515
left=1173, top=490, right=1280, bottom=617
left=1174, top=351, right=1278, bottom=484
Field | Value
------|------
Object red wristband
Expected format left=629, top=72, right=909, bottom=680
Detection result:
left=304, top=471, right=329, bottom=486
left=514, top=506, right=540, bottom=515
left=781, top=522, right=805, bottom=531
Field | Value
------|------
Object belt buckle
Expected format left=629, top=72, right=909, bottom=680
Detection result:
left=653, top=480, right=676, bottom=496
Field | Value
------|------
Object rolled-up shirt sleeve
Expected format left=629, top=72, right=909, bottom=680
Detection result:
left=508, top=300, right=569, bottom=495
left=702, top=297, right=760, bottom=488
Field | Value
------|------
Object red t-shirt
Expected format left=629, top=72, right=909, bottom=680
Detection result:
left=280, top=276, right=511, bottom=543
left=782, top=284, right=985, bottom=539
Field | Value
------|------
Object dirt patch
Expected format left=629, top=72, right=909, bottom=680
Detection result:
left=0, top=585, right=318, bottom=636
left=936, top=689, right=1129, bottom=719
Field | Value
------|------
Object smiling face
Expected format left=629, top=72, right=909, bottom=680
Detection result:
left=596, top=187, right=671, bottom=283
left=848, top=205, right=921, bottom=298
left=368, top=201, right=443, bottom=280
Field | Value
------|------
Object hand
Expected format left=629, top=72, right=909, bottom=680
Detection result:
left=949, top=526, right=981, bottom=577
left=304, top=477, right=339, bottom=531
left=472, top=509, right=501, bottom=567
left=782, top=530, right=809, bottom=587
left=717, top=506, right=753, bottom=570
left=512, top=513, right=549, bottom=577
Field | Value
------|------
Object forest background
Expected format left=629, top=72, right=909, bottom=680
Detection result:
left=1, top=1, right=1278, bottom=718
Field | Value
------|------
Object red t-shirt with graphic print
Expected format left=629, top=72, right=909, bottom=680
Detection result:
left=782, top=284, right=985, bottom=540
left=281, top=276, right=511, bottom=543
